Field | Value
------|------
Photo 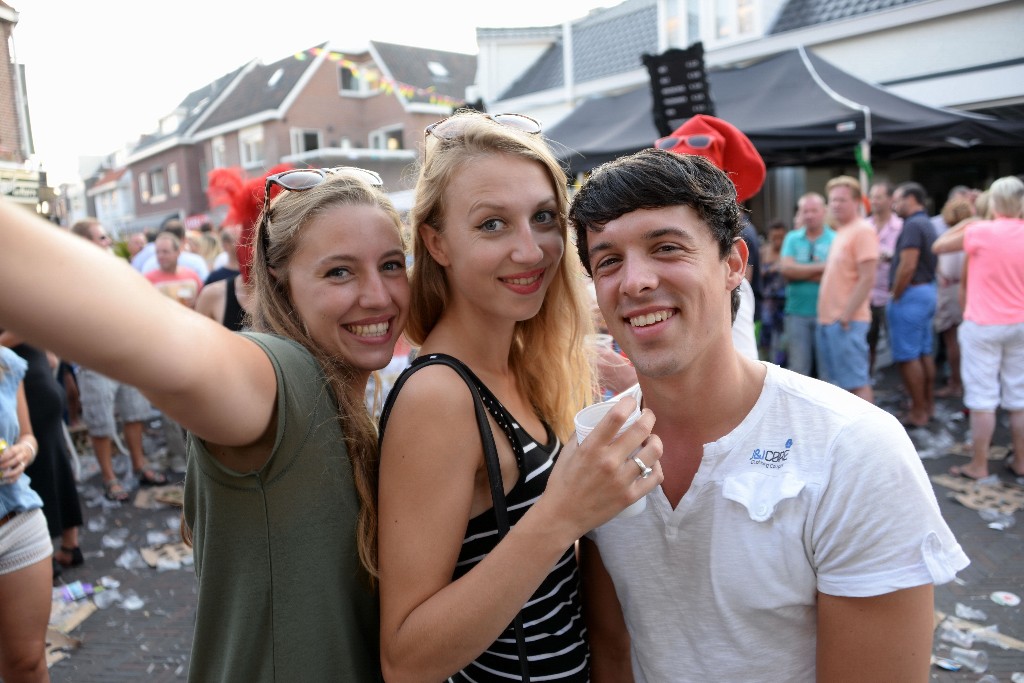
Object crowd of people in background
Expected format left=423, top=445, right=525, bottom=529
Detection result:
left=754, top=172, right=1024, bottom=484
left=32, top=159, right=1024, bottom=502
left=0, top=106, right=1021, bottom=681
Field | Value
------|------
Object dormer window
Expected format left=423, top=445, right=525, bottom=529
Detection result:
left=427, top=61, right=450, bottom=80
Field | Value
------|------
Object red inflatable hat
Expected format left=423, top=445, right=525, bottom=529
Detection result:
left=654, top=114, right=766, bottom=202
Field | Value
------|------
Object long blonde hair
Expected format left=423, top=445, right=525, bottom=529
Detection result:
left=250, top=173, right=405, bottom=583
left=408, top=110, right=596, bottom=439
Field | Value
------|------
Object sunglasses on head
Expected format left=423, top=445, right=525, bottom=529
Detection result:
left=259, top=166, right=384, bottom=262
left=654, top=134, right=713, bottom=151
left=424, top=112, right=542, bottom=145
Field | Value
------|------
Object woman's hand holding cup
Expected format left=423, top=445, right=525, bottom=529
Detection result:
left=539, top=397, right=663, bottom=542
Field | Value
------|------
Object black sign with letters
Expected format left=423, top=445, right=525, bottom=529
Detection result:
left=642, top=42, right=715, bottom=138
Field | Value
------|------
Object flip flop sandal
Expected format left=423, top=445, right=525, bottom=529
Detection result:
left=138, top=468, right=168, bottom=487
left=103, top=480, right=130, bottom=502
left=948, top=465, right=990, bottom=481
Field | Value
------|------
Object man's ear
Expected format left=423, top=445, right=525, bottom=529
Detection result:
left=419, top=223, right=450, bottom=267
left=727, top=236, right=749, bottom=289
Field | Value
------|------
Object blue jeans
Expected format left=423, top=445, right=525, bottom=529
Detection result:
left=816, top=321, right=871, bottom=390
left=784, top=314, right=818, bottom=378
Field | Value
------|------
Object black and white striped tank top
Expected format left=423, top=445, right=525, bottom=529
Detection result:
left=382, top=353, right=590, bottom=683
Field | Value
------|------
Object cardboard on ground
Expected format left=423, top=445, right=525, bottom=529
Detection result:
left=930, top=473, right=1024, bottom=514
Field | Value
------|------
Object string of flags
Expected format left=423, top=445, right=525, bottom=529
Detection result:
left=294, top=47, right=466, bottom=108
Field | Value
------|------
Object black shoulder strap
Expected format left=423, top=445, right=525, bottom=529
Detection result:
left=378, top=354, right=530, bottom=681
left=380, top=355, right=510, bottom=535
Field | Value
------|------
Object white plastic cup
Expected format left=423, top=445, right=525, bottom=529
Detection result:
left=574, top=399, right=647, bottom=518
left=938, top=622, right=974, bottom=648
left=949, top=647, right=989, bottom=673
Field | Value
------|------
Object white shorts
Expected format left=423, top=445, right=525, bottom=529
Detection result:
left=0, top=509, right=52, bottom=575
left=958, top=320, right=1024, bottom=411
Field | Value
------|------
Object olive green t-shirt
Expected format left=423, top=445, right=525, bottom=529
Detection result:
left=184, top=332, right=381, bottom=682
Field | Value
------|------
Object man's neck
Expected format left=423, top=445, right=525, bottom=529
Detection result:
left=872, top=210, right=891, bottom=229
left=804, top=223, right=824, bottom=238
left=835, top=216, right=861, bottom=231
left=634, top=350, right=764, bottom=442
left=634, top=351, right=767, bottom=503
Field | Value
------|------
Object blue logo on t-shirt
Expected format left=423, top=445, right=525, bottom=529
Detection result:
left=750, top=438, right=793, bottom=469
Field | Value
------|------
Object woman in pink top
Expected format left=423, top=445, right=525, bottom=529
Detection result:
left=933, top=175, right=1024, bottom=480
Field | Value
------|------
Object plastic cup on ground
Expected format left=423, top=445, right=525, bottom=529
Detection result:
left=938, top=622, right=974, bottom=648
left=949, top=647, right=989, bottom=673
left=574, top=399, right=647, bottom=518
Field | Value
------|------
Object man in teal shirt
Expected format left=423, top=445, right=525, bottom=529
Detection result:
left=780, top=192, right=835, bottom=378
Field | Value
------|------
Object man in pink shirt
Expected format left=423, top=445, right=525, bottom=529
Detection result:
left=144, top=232, right=203, bottom=308
left=816, top=176, right=879, bottom=403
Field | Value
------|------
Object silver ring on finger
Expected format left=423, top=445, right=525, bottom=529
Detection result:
left=632, top=455, right=653, bottom=479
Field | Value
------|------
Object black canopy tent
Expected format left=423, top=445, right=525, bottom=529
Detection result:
left=548, top=47, right=1024, bottom=172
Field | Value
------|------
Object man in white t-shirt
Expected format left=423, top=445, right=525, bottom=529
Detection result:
left=567, top=146, right=969, bottom=682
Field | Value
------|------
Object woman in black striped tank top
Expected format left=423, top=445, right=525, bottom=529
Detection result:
left=377, top=110, right=660, bottom=682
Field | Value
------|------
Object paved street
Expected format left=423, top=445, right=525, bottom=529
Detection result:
left=44, top=362, right=1024, bottom=682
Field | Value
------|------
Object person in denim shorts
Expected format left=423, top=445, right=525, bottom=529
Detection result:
left=815, top=176, right=879, bottom=403
left=70, top=220, right=167, bottom=501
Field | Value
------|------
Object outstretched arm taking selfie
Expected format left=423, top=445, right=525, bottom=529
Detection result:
left=0, top=200, right=276, bottom=462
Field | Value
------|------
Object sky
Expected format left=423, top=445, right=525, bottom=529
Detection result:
left=12, top=0, right=616, bottom=186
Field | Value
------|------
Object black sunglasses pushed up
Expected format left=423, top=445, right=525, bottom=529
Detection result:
left=259, top=166, right=384, bottom=262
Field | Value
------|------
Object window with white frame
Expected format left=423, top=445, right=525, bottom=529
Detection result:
left=168, top=163, right=180, bottom=197
left=338, top=63, right=380, bottom=97
left=150, top=168, right=167, bottom=203
left=369, top=126, right=404, bottom=151
left=138, top=172, right=150, bottom=203
left=239, top=125, right=265, bottom=168
left=712, top=0, right=758, bottom=41
left=339, top=65, right=359, bottom=93
left=211, top=136, right=227, bottom=169
left=291, top=128, right=322, bottom=155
